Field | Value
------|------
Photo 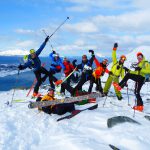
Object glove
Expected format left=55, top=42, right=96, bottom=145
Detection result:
left=89, top=50, right=94, bottom=55
left=109, top=71, right=113, bottom=75
left=123, top=67, right=129, bottom=72
left=125, top=83, right=128, bottom=87
left=18, top=64, right=24, bottom=70
left=72, top=59, right=77, bottom=64
left=135, top=67, right=141, bottom=71
left=44, top=36, right=49, bottom=43
left=52, top=50, right=56, bottom=54
left=113, top=43, right=118, bottom=51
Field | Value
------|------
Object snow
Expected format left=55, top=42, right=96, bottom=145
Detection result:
left=1, top=48, right=150, bottom=150
left=0, top=81, right=150, bottom=150
left=0, top=49, right=29, bottom=56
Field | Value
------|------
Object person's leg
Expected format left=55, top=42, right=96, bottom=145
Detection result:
left=119, top=73, right=140, bottom=88
left=134, top=77, right=145, bottom=106
left=34, top=70, right=42, bottom=93
left=75, top=74, right=87, bottom=91
left=114, top=77, right=122, bottom=100
left=61, top=82, right=75, bottom=96
left=48, top=69, right=57, bottom=89
left=97, top=78, right=103, bottom=94
left=88, top=76, right=95, bottom=93
left=103, top=75, right=113, bottom=95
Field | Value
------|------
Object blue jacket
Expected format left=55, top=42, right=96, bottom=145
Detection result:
left=22, top=41, right=46, bottom=71
left=49, top=52, right=65, bottom=72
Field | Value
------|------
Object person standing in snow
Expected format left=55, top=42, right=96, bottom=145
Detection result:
left=103, top=43, right=126, bottom=100
left=73, top=50, right=95, bottom=91
left=88, top=57, right=109, bottom=96
left=113, top=52, right=150, bottom=112
left=42, top=50, right=65, bottom=89
left=18, top=36, right=50, bottom=97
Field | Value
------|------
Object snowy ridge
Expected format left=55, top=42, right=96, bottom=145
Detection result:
left=0, top=82, right=150, bottom=150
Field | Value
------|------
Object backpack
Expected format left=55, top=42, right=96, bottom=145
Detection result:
left=142, top=61, right=150, bottom=82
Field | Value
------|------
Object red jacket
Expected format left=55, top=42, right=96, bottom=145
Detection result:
left=63, top=61, right=75, bottom=77
left=93, top=57, right=109, bottom=79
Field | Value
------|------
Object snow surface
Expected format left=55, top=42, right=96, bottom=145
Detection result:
left=0, top=81, right=150, bottom=150
left=1, top=47, right=150, bottom=150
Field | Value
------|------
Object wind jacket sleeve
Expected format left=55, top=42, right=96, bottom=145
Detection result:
left=36, top=41, right=47, bottom=56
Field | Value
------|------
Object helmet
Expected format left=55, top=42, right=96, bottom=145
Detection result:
left=23, top=55, right=28, bottom=63
left=120, top=55, right=126, bottom=61
left=137, top=52, right=143, bottom=57
left=103, top=59, right=108, bottom=63
left=82, top=55, right=87, bottom=59
left=54, top=53, right=59, bottom=57
left=30, top=49, right=35, bottom=54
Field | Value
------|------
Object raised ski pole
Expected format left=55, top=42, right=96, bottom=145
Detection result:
left=7, top=69, right=20, bottom=106
left=42, top=16, right=69, bottom=39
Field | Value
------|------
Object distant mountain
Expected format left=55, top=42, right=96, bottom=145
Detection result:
left=0, top=49, right=29, bottom=56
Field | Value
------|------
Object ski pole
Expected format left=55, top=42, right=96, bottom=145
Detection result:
left=103, top=96, right=108, bottom=107
left=133, top=99, right=136, bottom=117
left=127, top=85, right=130, bottom=106
left=42, top=16, right=69, bottom=39
left=8, top=69, right=20, bottom=106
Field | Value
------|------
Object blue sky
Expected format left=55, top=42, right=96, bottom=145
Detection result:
left=0, top=0, right=150, bottom=57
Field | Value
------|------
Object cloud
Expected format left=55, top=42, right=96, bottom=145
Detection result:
left=16, top=40, right=35, bottom=49
left=66, top=5, right=90, bottom=12
left=15, top=29, right=35, bottom=34
left=65, top=22, right=98, bottom=33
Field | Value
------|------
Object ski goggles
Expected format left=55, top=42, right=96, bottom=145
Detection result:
left=137, top=55, right=143, bottom=60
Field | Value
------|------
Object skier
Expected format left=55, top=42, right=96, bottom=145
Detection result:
left=88, top=57, right=109, bottom=95
left=63, top=57, right=78, bottom=84
left=73, top=50, right=95, bottom=91
left=42, top=50, right=65, bottom=89
left=18, top=36, right=50, bottom=97
left=113, top=52, right=150, bottom=112
left=36, top=88, right=75, bottom=115
left=103, top=43, right=126, bottom=100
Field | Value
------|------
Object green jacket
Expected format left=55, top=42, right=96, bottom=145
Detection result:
left=130, top=57, right=150, bottom=77
left=111, top=50, right=125, bottom=79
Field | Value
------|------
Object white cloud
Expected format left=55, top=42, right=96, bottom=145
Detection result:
left=15, top=29, right=35, bottom=34
left=65, top=22, right=98, bottom=33
left=66, top=5, right=90, bottom=12
left=16, top=40, right=35, bottom=48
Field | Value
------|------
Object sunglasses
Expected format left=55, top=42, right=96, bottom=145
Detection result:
left=137, top=55, right=143, bottom=59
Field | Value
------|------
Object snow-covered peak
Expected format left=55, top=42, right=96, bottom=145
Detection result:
left=0, top=49, right=29, bottom=56
left=126, top=46, right=150, bottom=62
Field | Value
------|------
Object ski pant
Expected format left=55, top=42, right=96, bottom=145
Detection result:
left=34, top=67, right=49, bottom=93
left=103, top=75, right=122, bottom=99
left=61, top=82, right=75, bottom=96
left=42, top=69, right=58, bottom=89
left=119, top=73, right=145, bottom=106
left=75, top=73, right=91, bottom=91
left=88, top=76, right=103, bottom=93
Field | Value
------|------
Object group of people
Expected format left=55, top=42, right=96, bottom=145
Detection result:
left=18, top=36, right=150, bottom=114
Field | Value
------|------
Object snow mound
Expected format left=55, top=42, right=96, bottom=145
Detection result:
left=0, top=82, right=150, bottom=150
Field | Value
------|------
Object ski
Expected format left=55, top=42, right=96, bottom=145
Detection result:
left=28, top=92, right=100, bottom=109
left=109, top=144, right=120, bottom=150
left=57, top=104, right=98, bottom=121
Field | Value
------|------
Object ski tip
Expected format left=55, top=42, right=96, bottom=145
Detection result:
left=109, top=144, right=120, bottom=150
left=67, top=16, right=70, bottom=19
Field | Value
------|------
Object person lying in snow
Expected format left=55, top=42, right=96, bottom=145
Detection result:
left=113, top=52, right=150, bottom=112
left=36, top=87, right=96, bottom=115
left=88, top=56, right=110, bottom=96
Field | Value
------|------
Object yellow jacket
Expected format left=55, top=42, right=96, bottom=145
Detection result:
left=111, top=50, right=125, bottom=79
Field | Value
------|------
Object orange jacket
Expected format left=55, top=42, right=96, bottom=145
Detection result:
left=41, top=94, right=55, bottom=109
left=92, top=57, right=109, bottom=79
